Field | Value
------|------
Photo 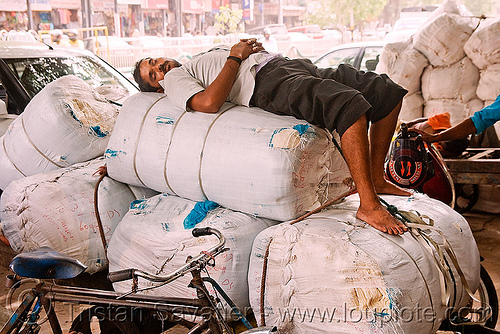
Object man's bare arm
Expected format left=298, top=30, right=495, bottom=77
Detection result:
left=414, top=117, right=477, bottom=142
left=187, top=39, right=264, bottom=113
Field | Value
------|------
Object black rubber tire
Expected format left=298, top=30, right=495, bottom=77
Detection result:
left=454, top=183, right=480, bottom=214
left=480, top=265, right=499, bottom=329
left=70, top=306, right=141, bottom=334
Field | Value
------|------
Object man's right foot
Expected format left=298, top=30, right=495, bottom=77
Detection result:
left=356, top=204, right=407, bottom=235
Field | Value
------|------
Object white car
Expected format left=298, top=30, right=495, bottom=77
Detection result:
left=0, top=40, right=139, bottom=127
left=312, top=41, right=386, bottom=72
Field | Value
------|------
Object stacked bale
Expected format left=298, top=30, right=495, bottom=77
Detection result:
left=0, top=75, right=119, bottom=190
left=414, top=12, right=483, bottom=125
left=377, top=2, right=485, bottom=125
left=108, top=194, right=277, bottom=311
left=105, top=93, right=352, bottom=221
left=0, top=158, right=156, bottom=273
left=248, top=193, right=480, bottom=333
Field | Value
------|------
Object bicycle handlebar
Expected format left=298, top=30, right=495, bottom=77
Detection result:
left=108, top=269, right=134, bottom=283
left=108, top=227, right=226, bottom=284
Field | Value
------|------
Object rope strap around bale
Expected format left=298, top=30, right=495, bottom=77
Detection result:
left=133, top=95, right=169, bottom=190
left=380, top=197, right=490, bottom=323
left=93, top=166, right=109, bottom=261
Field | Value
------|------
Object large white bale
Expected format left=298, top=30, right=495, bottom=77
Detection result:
left=476, top=64, right=500, bottom=101
left=399, top=91, right=424, bottom=121
left=0, top=75, right=119, bottom=190
left=377, top=40, right=428, bottom=95
left=106, top=93, right=351, bottom=221
left=424, top=98, right=484, bottom=126
left=0, top=158, right=156, bottom=273
left=421, top=57, right=479, bottom=102
left=464, top=18, right=500, bottom=70
left=108, top=193, right=276, bottom=310
left=248, top=193, right=480, bottom=334
left=413, top=13, right=475, bottom=67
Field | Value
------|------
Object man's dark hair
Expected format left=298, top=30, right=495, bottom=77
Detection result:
left=132, top=58, right=157, bottom=92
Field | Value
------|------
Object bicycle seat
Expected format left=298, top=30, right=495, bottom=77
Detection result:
left=10, top=247, right=87, bottom=279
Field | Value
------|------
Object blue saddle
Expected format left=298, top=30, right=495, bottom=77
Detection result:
left=10, top=247, right=87, bottom=279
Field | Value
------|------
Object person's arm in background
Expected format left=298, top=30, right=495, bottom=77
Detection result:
left=414, top=94, right=500, bottom=143
left=187, top=39, right=264, bottom=113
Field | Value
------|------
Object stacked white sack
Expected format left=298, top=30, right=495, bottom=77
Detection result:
left=0, top=158, right=156, bottom=273
left=413, top=12, right=476, bottom=67
left=105, top=92, right=351, bottom=221
left=248, top=193, right=480, bottom=334
left=376, top=39, right=428, bottom=120
left=107, top=193, right=277, bottom=310
left=0, top=75, right=119, bottom=190
left=407, top=11, right=483, bottom=125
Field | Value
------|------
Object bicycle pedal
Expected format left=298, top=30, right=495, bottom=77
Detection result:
left=5, top=274, right=19, bottom=288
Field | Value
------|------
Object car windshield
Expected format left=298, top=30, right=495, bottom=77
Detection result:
left=3, top=55, right=138, bottom=99
left=314, top=47, right=359, bottom=68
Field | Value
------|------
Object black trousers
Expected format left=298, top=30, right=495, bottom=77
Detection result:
left=252, top=58, right=408, bottom=137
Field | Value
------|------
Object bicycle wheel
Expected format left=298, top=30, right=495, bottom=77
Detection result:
left=70, top=306, right=141, bottom=334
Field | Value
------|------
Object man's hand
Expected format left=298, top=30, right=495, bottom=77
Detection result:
left=229, top=38, right=265, bottom=60
left=411, top=128, right=440, bottom=142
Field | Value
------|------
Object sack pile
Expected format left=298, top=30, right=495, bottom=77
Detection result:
left=377, top=1, right=493, bottom=125
left=0, top=75, right=119, bottom=190
left=248, top=193, right=480, bottom=333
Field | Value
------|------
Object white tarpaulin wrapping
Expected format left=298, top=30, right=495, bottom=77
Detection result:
left=413, top=13, right=475, bottom=67
left=476, top=64, right=500, bottom=102
left=248, top=193, right=480, bottom=334
left=0, top=158, right=156, bottom=273
left=464, top=18, right=500, bottom=70
left=107, top=193, right=277, bottom=310
left=424, top=98, right=484, bottom=126
left=105, top=92, right=351, bottom=221
left=0, top=75, right=119, bottom=190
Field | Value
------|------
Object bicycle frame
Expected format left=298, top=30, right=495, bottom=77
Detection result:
left=1, top=227, right=276, bottom=334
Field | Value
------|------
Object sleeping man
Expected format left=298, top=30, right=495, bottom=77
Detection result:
left=132, top=38, right=411, bottom=235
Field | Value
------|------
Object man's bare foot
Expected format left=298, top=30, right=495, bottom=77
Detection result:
left=357, top=204, right=408, bottom=235
left=374, top=179, right=412, bottom=196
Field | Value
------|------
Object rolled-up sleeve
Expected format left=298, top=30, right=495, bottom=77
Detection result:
left=471, top=94, right=500, bottom=134
left=162, top=67, right=205, bottom=111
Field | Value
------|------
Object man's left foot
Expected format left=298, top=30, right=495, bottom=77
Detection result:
left=374, top=179, right=412, bottom=196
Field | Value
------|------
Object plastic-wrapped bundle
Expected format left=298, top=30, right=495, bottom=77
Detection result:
left=413, top=13, right=475, bottom=67
left=107, top=193, right=277, bottom=310
left=248, top=193, right=480, bottom=334
left=464, top=18, right=500, bottom=70
left=105, top=93, right=351, bottom=221
left=421, top=57, right=480, bottom=102
left=0, top=158, right=156, bottom=273
left=424, top=98, right=484, bottom=126
left=0, top=75, right=119, bottom=190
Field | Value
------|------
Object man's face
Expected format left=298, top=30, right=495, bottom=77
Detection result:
left=139, top=57, right=181, bottom=92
